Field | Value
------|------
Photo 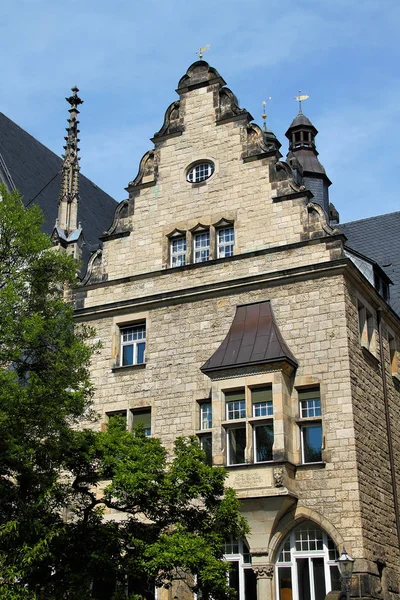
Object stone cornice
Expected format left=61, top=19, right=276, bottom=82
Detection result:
left=74, top=258, right=349, bottom=320
left=78, top=234, right=344, bottom=292
left=272, top=190, right=313, bottom=203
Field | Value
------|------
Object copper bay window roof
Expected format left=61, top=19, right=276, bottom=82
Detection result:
left=201, top=300, right=298, bottom=374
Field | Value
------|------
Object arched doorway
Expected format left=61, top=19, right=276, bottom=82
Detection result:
left=276, top=522, right=341, bottom=600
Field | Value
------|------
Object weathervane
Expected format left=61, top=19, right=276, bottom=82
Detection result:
left=294, top=90, right=309, bottom=114
left=196, top=45, right=210, bottom=59
left=262, top=98, right=272, bottom=132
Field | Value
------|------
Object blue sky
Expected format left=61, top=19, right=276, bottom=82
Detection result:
left=1, top=0, right=399, bottom=223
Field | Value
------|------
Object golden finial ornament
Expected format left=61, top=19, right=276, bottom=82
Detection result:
left=294, top=90, right=309, bottom=114
left=196, top=45, right=210, bottom=59
left=262, top=98, right=272, bottom=132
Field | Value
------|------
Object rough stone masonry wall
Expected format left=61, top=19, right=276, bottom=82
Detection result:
left=344, top=277, right=400, bottom=599
left=80, top=271, right=363, bottom=555
left=102, top=84, right=306, bottom=281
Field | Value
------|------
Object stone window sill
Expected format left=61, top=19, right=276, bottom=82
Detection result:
left=112, top=363, right=146, bottom=373
left=361, top=345, right=379, bottom=365
left=296, top=462, right=326, bottom=470
left=225, top=460, right=290, bottom=470
left=392, top=373, right=400, bottom=387
left=295, top=417, right=322, bottom=424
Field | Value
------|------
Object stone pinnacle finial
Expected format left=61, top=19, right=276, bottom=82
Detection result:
left=57, top=86, right=84, bottom=235
left=262, top=97, right=272, bottom=132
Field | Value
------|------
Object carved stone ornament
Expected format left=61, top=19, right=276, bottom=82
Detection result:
left=305, top=201, right=338, bottom=236
left=273, top=467, right=285, bottom=487
left=253, top=564, right=274, bottom=579
left=217, top=88, right=249, bottom=122
left=176, top=60, right=226, bottom=93
left=153, top=101, right=183, bottom=139
left=129, top=150, right=157, bottom=188
left=242, top=123, right=280, bottom=159
left=81, top=248, right=102, bottom=286
left=102, top=199, right=130, bottom=238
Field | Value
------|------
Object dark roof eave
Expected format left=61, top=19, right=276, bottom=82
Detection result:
left=201, top=356, right=298, bottom=375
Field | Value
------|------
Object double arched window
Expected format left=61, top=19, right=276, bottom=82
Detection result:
left=276, top=523, right=341, bottom=600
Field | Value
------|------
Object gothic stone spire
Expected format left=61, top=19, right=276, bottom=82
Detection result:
left=57, top=86, right=83, bottom=235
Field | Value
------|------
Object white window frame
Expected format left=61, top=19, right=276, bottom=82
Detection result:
left=187, top=162, right=214, bottom=183
left=120, top=323, right=146, bottom=366
left=300, top=397, right=321, bottom=419
left=170, top=236, right=187, bottom=267
left=217, top=226, right=235, bottom=258
left=276, top=523, right=340, bottom=600
left=200, top=402, right=212, bottom=430
left=194, top=230, right=210, bottom=263
left=226, top=399, right=246, bottom=421
left=223, top=537, right=255, bottom=600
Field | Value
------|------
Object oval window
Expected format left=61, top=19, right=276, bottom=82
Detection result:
left=187, top=162, right=214, bottom=183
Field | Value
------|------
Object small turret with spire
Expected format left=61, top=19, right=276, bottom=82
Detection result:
left=285, top=93, right=335, bottom=220
left=52, top=86, right=84, bottom=262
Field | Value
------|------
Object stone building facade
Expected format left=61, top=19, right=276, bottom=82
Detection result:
left=72, top=61, right=400, bottom=600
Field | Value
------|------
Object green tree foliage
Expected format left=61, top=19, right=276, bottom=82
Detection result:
left=0, top=186, right=247, bottom=600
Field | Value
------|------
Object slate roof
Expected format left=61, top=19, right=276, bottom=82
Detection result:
left=339, top=212, right=400, bottom=316
left=287, top=149, right=327, bottom=176
left=288, top=113, right=314, bottom=129
left=201, top=300, right=298, bottom=374
left=0, top=112, right=117, bottom=266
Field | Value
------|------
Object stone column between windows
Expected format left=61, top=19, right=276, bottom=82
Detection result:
left=253, top=563, right=274, bottom=600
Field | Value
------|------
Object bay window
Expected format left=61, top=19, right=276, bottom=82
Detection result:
left=224, top=387, right=274, bottom=466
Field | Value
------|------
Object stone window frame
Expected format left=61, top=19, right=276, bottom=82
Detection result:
left=222, top=385, right=274, bottom=466
left=190, top=223, right=211, bottom=264
left=276, top=522, right=340, bottom=600
left=208, top=372, right=289, bottom=468
left=167, top=228, right=187, bottom=268
left=119, top=323, right=146, bottom=367
left=103, top=407, right=152, bottom=437
left=356, top=295, right=377, bottom=356
left=111, top=311, right=149, bottom=371
left=386, top=325, right=399, bottom=379
left=215, top=218, right=235, bottom=259
left=131, top=407, right=152, bottom=437
left=295, top=386, right=324, bottom=466
left=186, top=160, right=215, bottom=184
left=223, top=536, right=256, bottom=600
left=196, top=399, right=212, bottom=466
left=165, top=218, right=235, bottom=268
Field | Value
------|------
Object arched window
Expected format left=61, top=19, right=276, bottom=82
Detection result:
left=276, top=522, right=341, bottom=600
